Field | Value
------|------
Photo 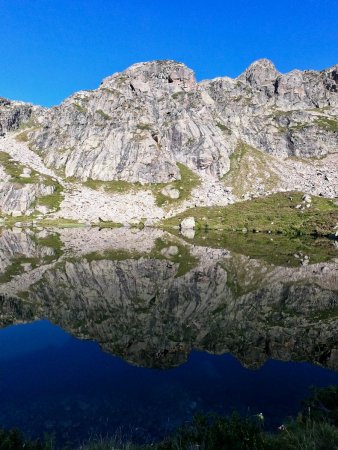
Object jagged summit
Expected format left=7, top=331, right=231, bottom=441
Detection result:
left=101, top=59, right=196, bottom=92
left=237, top=58, right=280, bottom=85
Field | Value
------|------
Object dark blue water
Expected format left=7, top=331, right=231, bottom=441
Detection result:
left=0, top=320, right=338, bottom=447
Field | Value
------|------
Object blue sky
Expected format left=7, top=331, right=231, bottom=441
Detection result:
left=1, top=0, right=337, bottom=106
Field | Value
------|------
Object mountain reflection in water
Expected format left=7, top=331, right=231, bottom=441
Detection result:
left=0, top=227, right=337, bottom=446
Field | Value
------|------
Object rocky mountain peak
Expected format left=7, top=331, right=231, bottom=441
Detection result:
left=0, top=59, right=337, bottom=202
left=238, top=58, right=280, bottom=86
left=101, top=59, right=196, bottom=92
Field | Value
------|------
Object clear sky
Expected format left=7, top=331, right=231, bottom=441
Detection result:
left=1, top=0, right=337, bottom=106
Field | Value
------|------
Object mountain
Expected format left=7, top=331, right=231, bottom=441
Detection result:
left=0, top=59, right=337, bottom=224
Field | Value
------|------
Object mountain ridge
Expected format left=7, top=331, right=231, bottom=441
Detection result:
left=0, top=59, right=337, bottom=225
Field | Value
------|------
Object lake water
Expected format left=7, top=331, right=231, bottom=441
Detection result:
left=0, top=227, right=337, bottom=447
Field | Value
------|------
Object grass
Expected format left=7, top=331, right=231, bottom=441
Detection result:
left=0, top=152, right=62, bottom=209
left=92, top=220, right=123, bottom=228
left=35, top=232, right=63, bottom=258
left=83, top=163, right=201, bottom=208
left=168, top=228, right=338, bottom=268
left=15, top=130, right=30, bottom=142
left=0, top=151, right=63, bottom=214
left=84, top=248, right=144, bottom=262
left=222, top=143, right=280, bottom=197
left=73, top=103, right=87, bottom=114
left=289, top=122, right=310, bottom=132
left=314, top=116, right=338, bottom=132
left=0, top=231, right=62, bottom=283
left=96, top=109, right=111, bottom=120
left=172, top=92, right=185, bottom=100
left=162, top=191, right=338, bottom=237
left=0, top=257, right=40, bottom=283
left=136, top=123, right=152, bottom=130
left=34, top=182, right=64, bottom=212
left=1, top=387, right=338, bottom=449
left=83, top=178, right=144, bottom=193
left=38, top=218, right=85, bottom=227
left=216, top=121, right=232, bottom=134
left=0, top=151, right=41, bottom=183
left=150, top=237, right=198, bottom=277
left=152, top=163, right=201, bottom=207
left=82, top=236, right=198, bottom=277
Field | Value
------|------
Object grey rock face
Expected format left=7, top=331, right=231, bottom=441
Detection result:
left=0, top=182, right=53, bottom=215
left=0, top=98, right=34, bottom=134
left=17, top=58, right=335, bottom=184
left=29, top=60, right=234, bottom=182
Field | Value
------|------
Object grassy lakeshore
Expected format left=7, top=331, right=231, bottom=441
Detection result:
left=162, top=191, right=338, bottom=236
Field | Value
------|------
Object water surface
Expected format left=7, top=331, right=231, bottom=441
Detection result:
left=0, top=227, right=337, bottom=447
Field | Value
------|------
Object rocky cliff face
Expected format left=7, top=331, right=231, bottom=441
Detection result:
left=12, top=59, right=338, bottom=182
left=0, top=59, right=337, bottom=222
left=0, top=98, right=35, bottom=134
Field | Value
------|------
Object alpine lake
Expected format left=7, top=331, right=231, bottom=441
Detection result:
left=0, top=225, right=337, bottom=448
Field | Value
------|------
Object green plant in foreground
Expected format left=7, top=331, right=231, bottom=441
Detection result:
left=2, top=385, right=338, bottom=449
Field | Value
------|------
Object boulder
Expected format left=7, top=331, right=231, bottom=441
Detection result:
left=180, top=217, right=195, bottom=230
left=160, top=246, right=179, bottom=258
left=161, top=186, right=180, bottom=199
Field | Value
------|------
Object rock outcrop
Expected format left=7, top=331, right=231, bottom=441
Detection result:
left=16, top=59, right=338, bottom=182
left=0, top=59, right=337, bottom=222
left=0, top=98, right=35, bottom=134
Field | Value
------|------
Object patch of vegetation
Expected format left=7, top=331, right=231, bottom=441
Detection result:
left=83, top=178, right=145, bottom=194
left=269, top=109, right=293, bottom=119
left=96, top=109, right=111, bottom=120
left=15, top=130, right=30, bottom=142
left=152, top=163, right=201, bottom=207
left=0, top=428, right=52, bottom=449
left=83, top=163, right=201, bottom=208
left=289, top=122, right=310, bottom=132
left=0, top=230, right=64, bottom=282
left=0, top=151, right=41, bottom=183
left=35, top=232, right=63, bottom=258
left=92, top=220, right=123, bottom=228
left=73, top=103, right=87, bottom=113
left=35, top=182, right=64, bottom=212
left=0, top=153, right=64, bottom=213
left=314, top=116, right=338, bottom=132
left=82, top=236, right=197, bottom=277
left=216, top=121, right=232, bottom=134
left=136, top=123, right=152, bottom=130
left=38, top=218, right=85, bottom=227
left=6, top=386, right=338, bottom=449
left=162, top=191, right=338, bottom=237
left=150, top=237, right=198, bottom=277
left=84, top=248, right=144, bottom=262
left=306, top=106, right=330, bottom=113
left=168, top=228, right=338, bottom=268
left=0, top=257, right=40, bottom=283
left=172, top=91, right=185, bottom=100
left=17, top=114, right=40, bottom=131
left=222, top=143, right=280, bottom=197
